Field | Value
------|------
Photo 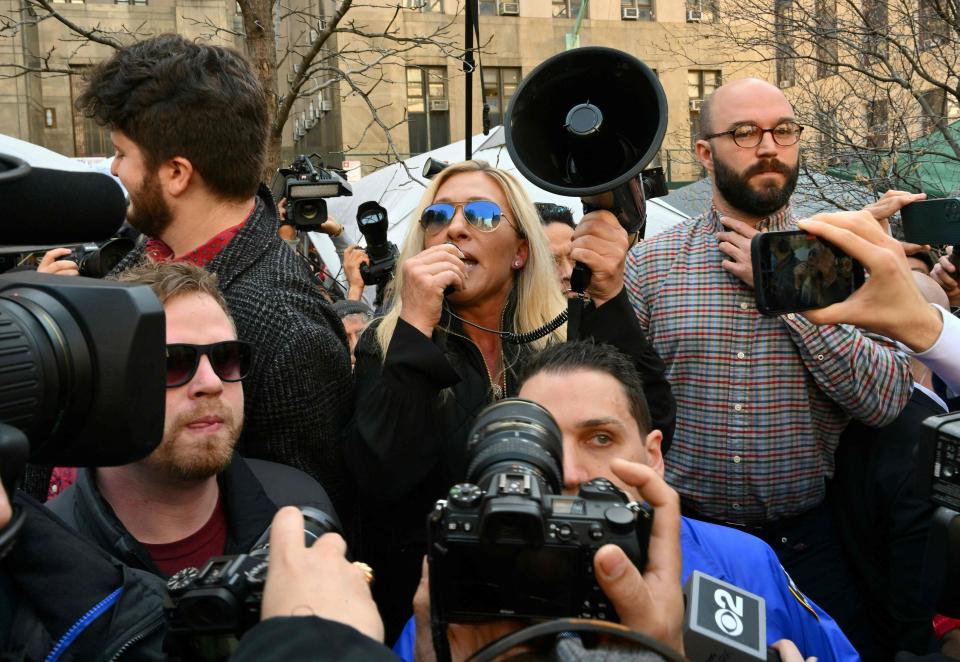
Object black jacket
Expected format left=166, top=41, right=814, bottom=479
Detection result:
left=0, top=456, right=336, bottom=661
left=33, top=186, right=354, bottom=521
left=232, top=617, right=398, bottom=662
left=831, top=387, right=948, bottom=660
left=345, top=288, right=675, bottom=638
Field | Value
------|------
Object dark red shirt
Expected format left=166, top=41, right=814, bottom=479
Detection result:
left=141, top=495, right=228, bottom=577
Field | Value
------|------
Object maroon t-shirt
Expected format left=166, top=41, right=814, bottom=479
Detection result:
left=141, top=495, right=228, bottom=576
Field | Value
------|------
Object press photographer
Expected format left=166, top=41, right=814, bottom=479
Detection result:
left=345, top=160, right=675, bottom=639
left=390, top=342, right=855, bottom=662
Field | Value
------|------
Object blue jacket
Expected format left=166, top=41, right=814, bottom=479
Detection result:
left=392, top=517, right=859, bottom=661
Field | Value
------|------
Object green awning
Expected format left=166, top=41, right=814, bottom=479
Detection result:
left=827, top=119, right=960, bottom=198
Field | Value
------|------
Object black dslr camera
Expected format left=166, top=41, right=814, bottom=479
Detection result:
left=275, top=154, right=352, bottom=230
left=67, top=236, right=135, bottom=278
left=427, top=398, right=653, bottom=627
left=165, top=506, right=339, bottom=639
left=356, top=201, right=398, bottom=288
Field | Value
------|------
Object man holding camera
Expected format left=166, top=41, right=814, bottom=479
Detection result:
left=395, top=341, right=856, bottom=661
left=33, top=261, right=338, bottom=657
left=625, top=78, right=911, bottom=641
left=31, top=35, right=355, bottom=521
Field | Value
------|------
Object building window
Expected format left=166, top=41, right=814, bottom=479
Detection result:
left=774, top=0, right=795, bottom=87
left=70, top=70, right=110, bottom=155
left=482, top=67, right=521, bottom=128
left=51, top=0, right=85, bottom=4
left=115, top=0, right=148, bottom=5
left=866, top=99, right=889, bottom=149
left=621, top=0, right=654, bottom=20
left=686, top=0, right=718, bottom=22
left=553, top=0, right=584, bottom=18
left=479, top=0, right=497, bottom=14
left=920, top=88, right=960, bottom=133
left=919, top=0, right=949, bottom=48
left=688, top=70, right=721, bottom=148
left=406, top=67, right=449, bottom=155
left=862, top=0, right=888, bottom=64
left=814, top=0, right=837, bottom=78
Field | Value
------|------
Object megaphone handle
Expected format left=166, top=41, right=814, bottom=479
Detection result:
left=571, top=261, right=592, bottom=293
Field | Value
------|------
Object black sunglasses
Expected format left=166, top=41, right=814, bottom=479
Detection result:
left=165, top=341, right=253, bottom=388
left=420, top=200, right=518, bottom=235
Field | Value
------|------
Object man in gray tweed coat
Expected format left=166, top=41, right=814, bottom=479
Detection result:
left=33, top=34, right=354, bottom=522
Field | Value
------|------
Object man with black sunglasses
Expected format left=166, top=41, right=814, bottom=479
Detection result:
left=45, top=262, right=339, bottom=657
left=624, top=78, right=912, bottom=648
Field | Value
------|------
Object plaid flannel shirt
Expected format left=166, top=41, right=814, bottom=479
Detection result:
left=626, top=207, right=912, bottom=524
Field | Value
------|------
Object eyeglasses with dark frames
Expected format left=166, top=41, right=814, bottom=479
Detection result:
left=165, top=341, right=253, bottom=388
left=705, top=122, right=804, bottom=148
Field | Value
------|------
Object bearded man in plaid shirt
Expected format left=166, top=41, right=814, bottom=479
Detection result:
left=625, top=78, right=912, bottom=649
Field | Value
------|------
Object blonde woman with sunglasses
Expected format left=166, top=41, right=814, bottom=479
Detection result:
left=343, top=160, right=675, bottom=639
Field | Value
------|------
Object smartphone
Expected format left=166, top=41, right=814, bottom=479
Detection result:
left=901, top=198, right=960, bottom=245
left=751, top=230, right=866, bottom=316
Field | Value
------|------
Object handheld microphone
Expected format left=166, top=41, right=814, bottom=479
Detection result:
left=0, top=156, right=127, bottom=245
left=683, top=570, right=781, bottom=661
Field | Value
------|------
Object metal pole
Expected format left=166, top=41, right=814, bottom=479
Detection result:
left=464, top=0, right=477, bottom=159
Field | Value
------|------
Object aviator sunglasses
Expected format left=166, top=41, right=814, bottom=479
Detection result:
left=165, top=341, right=253, bottom=388
left=420, top=200, right=521, bottom=236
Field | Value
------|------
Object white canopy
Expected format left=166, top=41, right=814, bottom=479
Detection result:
left=310, top=127, right=690, bottom=286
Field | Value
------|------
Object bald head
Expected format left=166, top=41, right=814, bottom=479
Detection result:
left=913, top=271, right=951, bottom=308
left=700, top=78, right=794, bottom=138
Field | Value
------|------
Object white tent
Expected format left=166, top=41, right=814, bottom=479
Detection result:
left=0, top=134, right=92, bottom=172
left=309, top=127, right=689, bottom=285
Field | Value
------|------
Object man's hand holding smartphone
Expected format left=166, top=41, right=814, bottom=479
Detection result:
left=795, top=210, right=944, bottom=352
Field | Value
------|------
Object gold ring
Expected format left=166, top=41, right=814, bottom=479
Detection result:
left=352, top=561, right=374, bottom=585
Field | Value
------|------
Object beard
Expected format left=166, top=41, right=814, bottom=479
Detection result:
left=126, top=170, right=173, bottom=238
left=713, top=155, right=799, bottom=217
left=143, top=403, right=242, bottom=482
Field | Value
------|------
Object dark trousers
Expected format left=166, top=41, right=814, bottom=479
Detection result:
left=684, top=499, right=873, bottom=657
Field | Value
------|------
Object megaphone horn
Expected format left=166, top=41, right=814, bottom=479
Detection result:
left=505, top=46, right=669, bottom=246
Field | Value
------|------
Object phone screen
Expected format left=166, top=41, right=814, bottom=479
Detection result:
left=751, top=230, right=865, bottom=316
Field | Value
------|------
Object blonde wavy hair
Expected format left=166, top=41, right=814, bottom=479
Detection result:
left=376, top=160, right=567, bottom=354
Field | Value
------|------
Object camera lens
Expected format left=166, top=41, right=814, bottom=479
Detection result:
left=249, top=506, right=340, bottom=557
left=300, top=202, right=321, bottom=220
left=465, top=398, right=564, bottom=494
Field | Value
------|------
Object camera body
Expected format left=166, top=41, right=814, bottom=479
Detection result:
left=277, top=155, right=352, bottom=231
left=918, top=412, right=960, bottom=511
left=428, top=475, right=652, bottom=623
left=165, top=506, right=338, bottom=638
left=67, top=237, right=134, bottom=278
left=427, top=398, right=653, bottom=625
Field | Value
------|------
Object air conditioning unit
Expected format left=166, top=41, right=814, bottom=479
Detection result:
left=305, top=118, right=316, bottom=129
left=319, top=98, right=332, bottom=112
left=318, top=18, right=328, bottom=29
left=310, top=29, right=318, bottom=42
left=686, top=8, right=703, bottom=21
left=689, top=98, right=702, bottom=111
left=778, top=78, right=794, bottom=88
left=429, top=98, right=449, bottom=111
left=293, top=63, right=300, bottom=73
left=622, top=7, right=639, bottom=19
left=923, top=38, right=939, bottom=48
left=499, top=2, right=519, bottom=15
left=404, top=0, right=424, bottom=8
left=287, top=73, right=296, bottom=84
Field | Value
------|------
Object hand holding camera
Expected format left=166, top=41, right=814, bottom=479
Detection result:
left=343, top=245, right=371, bottom=300
left=260, top=507, right=384, bottom=643
left=399, top=244, right=467, bottom=338
left=571, top=209, right=630, bottom=307
left=37, top=247, right=79, bottom=276
left=932, top=247, right=960, bottom=306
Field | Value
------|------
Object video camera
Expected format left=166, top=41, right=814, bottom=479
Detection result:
left=165, top=506, right=339, bottom=643
left=427, top=398, right=653, bottom=630
left=0, top=153, right=165, bottom=558
left=274, top=154, right=352, bottom=231
left=355, top=201, right=398, bottom=290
